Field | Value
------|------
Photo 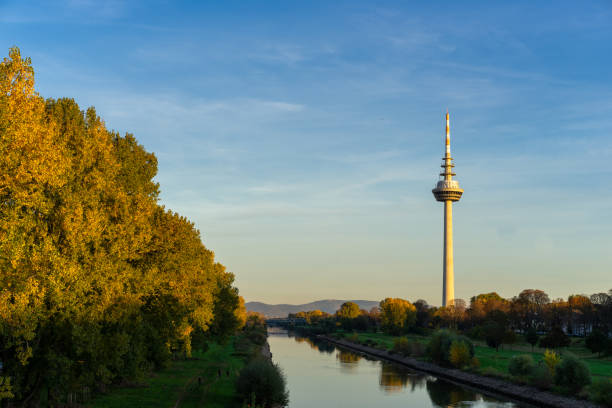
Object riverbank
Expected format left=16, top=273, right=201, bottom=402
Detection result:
left=321, top=335, right=600, bottom=408
left=88, top=331, right=273, bottom=408
left=347, top=331, right=612, bottom=380
left=87, top=340, right=245, bottom=408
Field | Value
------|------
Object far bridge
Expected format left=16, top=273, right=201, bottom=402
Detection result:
left=266, top=317, right=306, bottom=327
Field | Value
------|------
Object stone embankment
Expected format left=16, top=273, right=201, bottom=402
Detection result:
left=320, top=335, right=601, bottom=408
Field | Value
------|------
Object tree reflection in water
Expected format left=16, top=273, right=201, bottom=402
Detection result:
left=278, top=331, right=519, bottom=407
left=336, top=349, right=362, bottom=369
left=293, top=335, right=335, bottom=354
left=379, top=362, right=427, bottom=393
left=426, top=377, right=480, bottom=407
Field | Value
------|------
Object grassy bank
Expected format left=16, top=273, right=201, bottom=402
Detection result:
left=88, top=338, right=252, bottom=408
left=337, top=331, right=612, bottom=380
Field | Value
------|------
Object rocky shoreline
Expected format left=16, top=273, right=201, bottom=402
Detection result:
left=320, top=335, right=601, bottom=408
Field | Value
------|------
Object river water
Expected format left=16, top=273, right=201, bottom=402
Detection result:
left=268, top=328, right=528, bottom=408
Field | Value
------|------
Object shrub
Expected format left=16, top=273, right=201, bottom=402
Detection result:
left=236, top=358, right=289, bottom=408
left=449, top=341, right=472, bottom=368
left=508, top=355, right=535, bottom=378
left=543, top=349, right=561, bottom=376
left=392, top=337, right=412, bottom=356
left=427, top=330, right=453, bottom=364
left=529, top=364, right=554, bottom=390
left=347, top=333, right=359, bottom=343
left=480, top=367, right=505, bottom=378
left=554, top=353, right=591, bottom=393
left=589, top=378, right=612, bottom=406
left=427, top=330, right=474, bottom=366
left=471, top=357, right=480, bottom=369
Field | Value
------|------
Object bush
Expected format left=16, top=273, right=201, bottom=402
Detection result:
left=236, top=358, right=289, bottom=408
left=392, top=337, right=412, bottom=356
left=480, top=367, right=505, bottom=378
left=554, top=353, right=591, bottom=393
left=347, top=333, right=359, bottom=343
left=449, top=341, right=472, bottom=368
left=543, top=349, right=561, bottom=376
left=508, top=355, right=535, bottom=378
left=529, top=364, right=554, bottom=390
left=471, top=357, right=480, bottom=369
left=427, top=330, right=474, bottom=366
left=589, top=378, right=612, bottom=406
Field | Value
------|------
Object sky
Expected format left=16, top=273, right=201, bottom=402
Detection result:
left=1, top=0, right=611, bottom=306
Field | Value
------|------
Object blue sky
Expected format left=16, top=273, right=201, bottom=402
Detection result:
left=2, top=1, right=611, bottom=306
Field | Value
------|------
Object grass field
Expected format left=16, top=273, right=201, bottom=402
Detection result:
left=350, top=331, right=612, bottom=379
left=88, top=341, right=247, bottom=408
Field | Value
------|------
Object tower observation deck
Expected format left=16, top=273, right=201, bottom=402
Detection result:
left=432, top=112, right=463, bottom=307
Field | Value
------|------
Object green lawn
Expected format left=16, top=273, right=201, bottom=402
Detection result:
left=349, top=331, right=612, bottom=379
left=88, top=341, right=247, bottom=408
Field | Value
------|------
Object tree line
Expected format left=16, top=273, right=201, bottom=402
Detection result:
left=291, top=288, right=612, bottom=354
left=0, top=47, right=246, bottom=404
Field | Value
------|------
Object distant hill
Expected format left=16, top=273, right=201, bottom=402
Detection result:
left=246, top=299, right=380, bottom=318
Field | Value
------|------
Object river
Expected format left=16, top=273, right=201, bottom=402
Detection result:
left=268, top=328, right=529, bottom=408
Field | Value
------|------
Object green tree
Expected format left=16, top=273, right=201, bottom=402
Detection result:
left=585, top=328, right=609, bottom=357
left=482, top=321, right=505, bottom=351
left=525, top=327, right=539, bottom=351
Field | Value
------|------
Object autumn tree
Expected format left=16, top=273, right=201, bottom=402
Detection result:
left=0, top=47, right=243, bottom=404
left=337, top=302, right=361, bottom=320
left=379, top=298, right=417, bottom=335
left=510, top=289, right=550, bottom=331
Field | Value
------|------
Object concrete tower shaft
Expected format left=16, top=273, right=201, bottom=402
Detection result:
left=432, top=112, right=463, bottom=307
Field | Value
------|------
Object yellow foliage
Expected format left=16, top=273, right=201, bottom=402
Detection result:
left=379, top=298, right=417, bottom=333
left=449, top=341, right=471, bottom=368
left=0, top=47, right=241, bottom=400
left=0, top=377, right=14, bottom=400
left=544, top=349, right=561, bottom=375
left=235, top=296, right=247, bottom=329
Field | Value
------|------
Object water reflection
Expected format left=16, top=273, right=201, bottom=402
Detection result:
left=427, top=378, right=478, bottom=407
left=379, top=362, right=427, bottom=393
left=293, top=335, right=335, bottom=354
left=337, top=349, right=361, bottom=367
left=267, top=329, right=525, bottom=408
